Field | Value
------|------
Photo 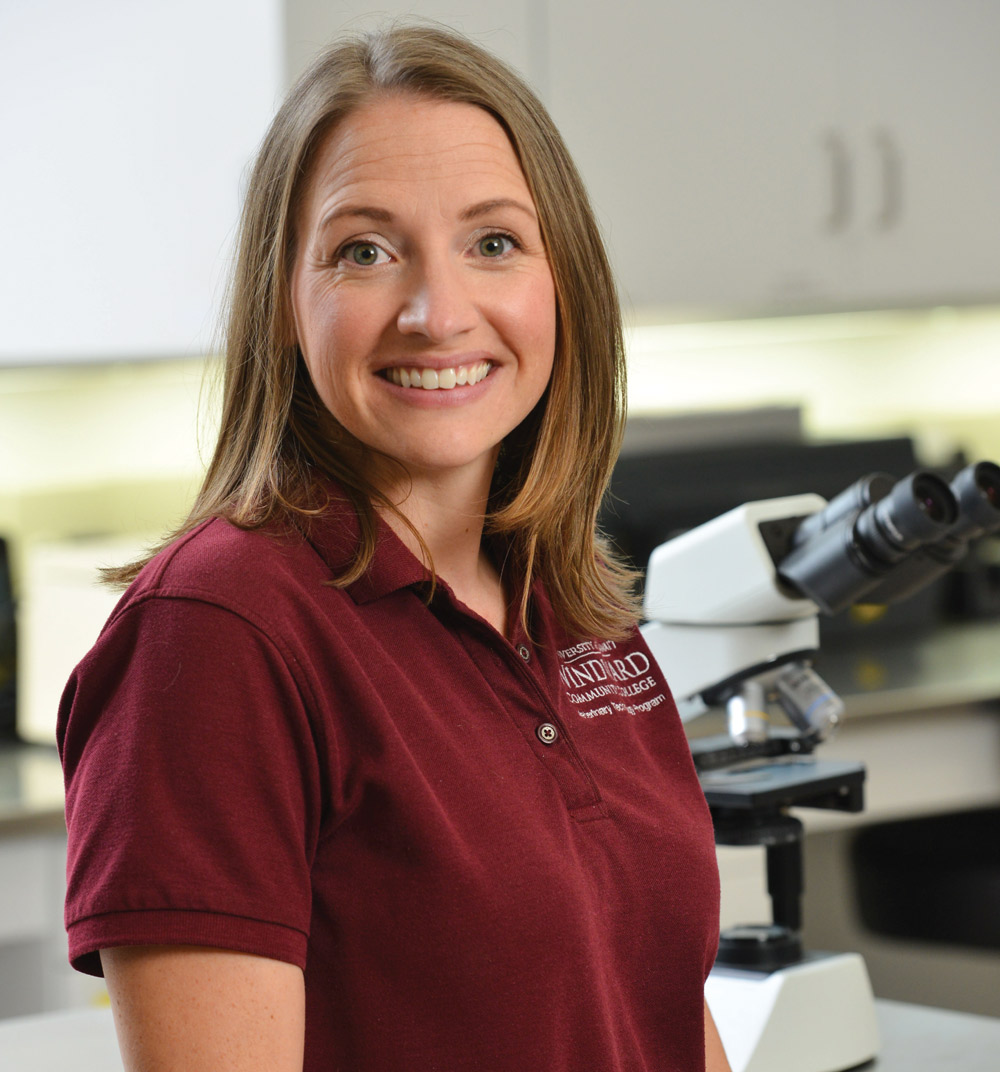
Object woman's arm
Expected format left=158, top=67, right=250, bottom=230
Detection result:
left=705, top=998, right=733, bottom=1072
left=102, top=946, right=305, bottom=1071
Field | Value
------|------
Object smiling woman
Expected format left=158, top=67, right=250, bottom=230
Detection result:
left=57, top=22, right=729, bottom=1072
left=96, top=23, right=633, bottom=641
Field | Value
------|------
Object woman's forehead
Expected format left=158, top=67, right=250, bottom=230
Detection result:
left=300, top=95, right=532, bottom=222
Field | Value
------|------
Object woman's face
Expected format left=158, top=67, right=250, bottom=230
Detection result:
left=290, top=93, right=557, bottom=492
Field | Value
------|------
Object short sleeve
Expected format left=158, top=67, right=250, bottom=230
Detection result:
left=58, top=594, right=324, bottom=976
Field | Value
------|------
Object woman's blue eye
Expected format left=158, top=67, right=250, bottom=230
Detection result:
left=478, top=234, right=512, bottom=257
left=349, top=243, right=381, bottom=265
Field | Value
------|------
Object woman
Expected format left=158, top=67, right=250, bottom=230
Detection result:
left=59, top=23, right=730, bottom=1072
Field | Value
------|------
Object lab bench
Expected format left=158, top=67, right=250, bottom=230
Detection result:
left=0, top=998, right=998, bottom=1069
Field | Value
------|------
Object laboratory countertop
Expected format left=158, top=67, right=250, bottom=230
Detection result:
left=819, top=619, right=1000, bottom=720
left=872, top=999, right=1000, bottom=1070
left=0, top=999, right=997, bottom=1069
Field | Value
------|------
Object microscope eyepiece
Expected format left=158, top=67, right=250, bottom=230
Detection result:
left=778, top=470, right=958, bottom=614
left=791, top=472, right=893, bottom=548
left=832, top=460, right=1000, bottom=607
left=857, top=471, right=957, bottom=561
left=915, top=473, right=954, bottom=523
left=952, top=461, right=1000, bottom=534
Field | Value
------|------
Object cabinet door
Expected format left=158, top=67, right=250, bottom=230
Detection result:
left=0, top=1, right=281, bottom=364
left=839, top=0, right=1000, bottom=307
left=545, top=0, right=843, bottom=313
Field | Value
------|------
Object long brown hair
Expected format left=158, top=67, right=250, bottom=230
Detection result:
left=109, top=22, right=638, bottom=639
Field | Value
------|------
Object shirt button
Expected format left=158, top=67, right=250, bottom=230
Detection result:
left=536, top=722, right=559, bottom=745
left=517, top=644, right=531, bottom=662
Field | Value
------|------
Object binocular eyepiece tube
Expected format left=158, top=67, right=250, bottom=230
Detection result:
left=778, top=461, right=1000, bottom=616
left=950, top=460, right=1000, bottom=537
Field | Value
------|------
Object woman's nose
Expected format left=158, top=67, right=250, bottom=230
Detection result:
left=395, top=258, right=478, bottom=342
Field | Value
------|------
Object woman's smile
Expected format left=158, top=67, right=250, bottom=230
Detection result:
left=381, top=359, right=492, bottom=391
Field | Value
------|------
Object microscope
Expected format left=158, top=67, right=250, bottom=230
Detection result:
left=639, top=460, right=1000, bottom=1072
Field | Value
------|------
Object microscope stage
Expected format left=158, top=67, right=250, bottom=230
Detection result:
left=698, top=755, right=865, bottom=813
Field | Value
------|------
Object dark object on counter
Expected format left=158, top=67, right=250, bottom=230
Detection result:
left=0, top=538, right=16, bottom=742
left=851, top=807, right=1000, bottom=950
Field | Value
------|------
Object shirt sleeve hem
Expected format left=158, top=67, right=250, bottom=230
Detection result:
left=66, top=909, right=308, bottom=978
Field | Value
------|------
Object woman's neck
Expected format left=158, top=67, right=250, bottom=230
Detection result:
left=374, top=461, right=509, bottom=635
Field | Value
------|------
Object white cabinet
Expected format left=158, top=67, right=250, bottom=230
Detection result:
left=545, top=0, right=1000, bottom=314
left=5, top=1, right=998, bottom=363
left=0, top=1, right=282, bottom=365
left=836, top=0, right=1000, bottom=308
left=546, top=1, right=843, bottom=312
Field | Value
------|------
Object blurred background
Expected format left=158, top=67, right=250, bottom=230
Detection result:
left=1, top=0, right=998, bottom=1028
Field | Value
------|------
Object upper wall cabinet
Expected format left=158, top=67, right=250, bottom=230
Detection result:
left=836, top=0, right=1000, bottom=309
left=5, top=1, right=998, bottom=368
left=0, top=1, right=282, bottom=365
left=545, top=0, right=1000, bottom=315
left=546, top=1, right=842, bottom=313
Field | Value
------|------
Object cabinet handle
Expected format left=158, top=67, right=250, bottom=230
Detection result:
left=823, top=130, right=852, bottom=233
left=873, top=127, right=903, bottom=230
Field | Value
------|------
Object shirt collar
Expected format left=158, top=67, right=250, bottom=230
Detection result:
left=302, top=482, right=428, bottom=605
left=301, top=479, right=545, bottom=640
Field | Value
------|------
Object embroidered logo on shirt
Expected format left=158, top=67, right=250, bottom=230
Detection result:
left=556, top=640, right=667, bottom=719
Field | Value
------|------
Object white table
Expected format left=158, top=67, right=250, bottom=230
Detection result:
left=1, top=999, right=999, bottom=1069
left=0, top=1007, right=121, bottom=1070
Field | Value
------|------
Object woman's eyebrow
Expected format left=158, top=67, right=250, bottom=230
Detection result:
left=460, top=198, right=537, bottom=222
left=318, top=205, right=394, bottom=230
left=316, top=198, right=536, bottom=232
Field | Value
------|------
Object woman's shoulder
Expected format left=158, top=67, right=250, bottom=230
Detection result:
left=115, top=515, right=332, bottom=623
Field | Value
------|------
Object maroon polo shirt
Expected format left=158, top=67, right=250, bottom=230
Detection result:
left=58, top=495, right=720, bottom=1071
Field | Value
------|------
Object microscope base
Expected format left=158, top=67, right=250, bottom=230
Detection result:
left=705, top=951, right=879, bottom=1072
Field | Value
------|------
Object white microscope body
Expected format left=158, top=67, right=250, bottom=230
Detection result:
left=639, top=496, right=876, bottom=1072
left=637, top=462, right=1000, bottom=1072
left=641, top=495, right=828, bottom=735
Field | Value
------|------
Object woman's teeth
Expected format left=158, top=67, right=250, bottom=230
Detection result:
left=385, top=361, right=491, bottom=390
